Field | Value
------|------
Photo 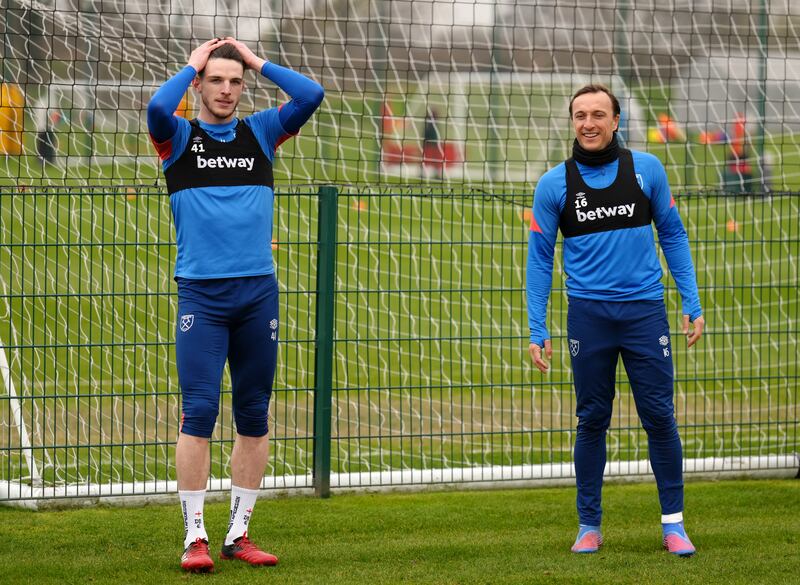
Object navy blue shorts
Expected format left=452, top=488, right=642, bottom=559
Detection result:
left=175, top=274, right=279, bottom=438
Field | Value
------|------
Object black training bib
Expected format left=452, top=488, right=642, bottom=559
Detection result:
left=164, top=119, right=274, bottom=193
left=559, top=149, right=652, bottom=239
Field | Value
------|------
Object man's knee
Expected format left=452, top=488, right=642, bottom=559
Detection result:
left=577, top=412, right=612, bottom=435
left=180, top=398, right=219, bottom=438
left=640, top=411, right=678, bottom=436
left=233, top=399, right=270, bottom=437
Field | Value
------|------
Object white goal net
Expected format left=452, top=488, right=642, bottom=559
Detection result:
left=1, top=0, right=798, bottom=505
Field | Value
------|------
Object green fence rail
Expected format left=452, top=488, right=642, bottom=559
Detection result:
left=0, top=185, right=797, bottom=504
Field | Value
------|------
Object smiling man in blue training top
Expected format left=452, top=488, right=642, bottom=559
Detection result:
left=526, top=84, right=704, bottom=557
left=147, top=37, right=323, bottom=573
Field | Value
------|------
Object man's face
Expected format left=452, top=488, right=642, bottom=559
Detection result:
left=192, top=58, right=245, bottom=123
left=570, top=91, right=620, bottom=151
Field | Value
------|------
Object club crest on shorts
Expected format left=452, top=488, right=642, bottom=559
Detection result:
left=179, top=314, right=194, bottom=332
left=659, top=335, right=670, bottom=357
left=569, top=338, right=580, bottom=357
left=269, top=318, right=278, bottom=330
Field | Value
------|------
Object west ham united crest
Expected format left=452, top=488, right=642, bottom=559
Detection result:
left=179, top=314, right=194, bottom=332
left=569, top=338, right=580, bottom=357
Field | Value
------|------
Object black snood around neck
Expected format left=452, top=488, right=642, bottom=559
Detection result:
left=571, top=133, right=620, bottom=166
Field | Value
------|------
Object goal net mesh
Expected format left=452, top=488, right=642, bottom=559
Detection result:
left=1, top=1, right=798, bottom=499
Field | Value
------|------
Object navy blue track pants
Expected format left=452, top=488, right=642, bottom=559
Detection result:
left=567, top=298, right=684, bottom=526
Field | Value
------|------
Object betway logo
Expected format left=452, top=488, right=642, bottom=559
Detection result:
left=576, top=203, right=636, bottom=222
left=196, top=156, right=255, bottom=171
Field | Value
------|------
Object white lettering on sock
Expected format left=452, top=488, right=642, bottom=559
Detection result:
left=179, top=489, right=209, bottom=548
left=225, top=485, right=260, bottom=546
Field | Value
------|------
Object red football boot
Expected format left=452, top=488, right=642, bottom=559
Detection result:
left=220, top=533, right=278, bottom=566
left=181, top=538, right=214, bottom=573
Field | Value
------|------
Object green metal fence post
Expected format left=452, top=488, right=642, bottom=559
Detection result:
left=313, top=185, right=338, bottom=498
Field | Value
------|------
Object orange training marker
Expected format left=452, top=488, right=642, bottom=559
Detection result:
left=522, top=209, right=533, bottom=224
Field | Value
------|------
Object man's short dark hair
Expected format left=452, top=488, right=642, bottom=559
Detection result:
left=569, top=84, right=621, bottom=118
left=199, top=43, right=245, bottom=76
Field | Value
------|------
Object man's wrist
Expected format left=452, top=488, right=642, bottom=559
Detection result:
left=250, top=57, right=267, bottom=72
left=685, top=309, right=702, bottom=322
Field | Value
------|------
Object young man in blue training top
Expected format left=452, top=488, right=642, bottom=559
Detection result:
left=147, top=37, right=323, bottom=573
left=526, top=84, right=704, bottom=557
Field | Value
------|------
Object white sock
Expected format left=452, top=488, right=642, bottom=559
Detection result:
left=225, top=485, right=260, bottom=545
left=661, top=512, right=684, bottom=524
left=179, top=489, right=209, bottom=548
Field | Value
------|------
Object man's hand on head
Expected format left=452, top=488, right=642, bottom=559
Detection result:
left=221, top=37, right=267, bottom=72
left=187, top=38, right=227, bottom=74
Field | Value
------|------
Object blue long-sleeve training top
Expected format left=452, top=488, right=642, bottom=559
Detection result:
left=146, top=61, right=324, bottom=279
left=526, top=152, right=702, bottom=346
left=147, top=61, right=324, bottom=143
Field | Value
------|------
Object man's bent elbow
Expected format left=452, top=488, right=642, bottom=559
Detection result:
left=147, top=95, right=166, bottom=116
left=310, top=84, right=325, bottom=108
